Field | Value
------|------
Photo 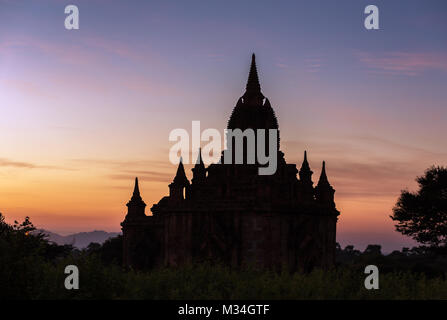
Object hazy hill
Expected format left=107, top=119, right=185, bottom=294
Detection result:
left=36, top=229, right=120, bottom=249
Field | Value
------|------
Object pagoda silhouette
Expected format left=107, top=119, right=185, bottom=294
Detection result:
left=121, top=54, right=340, bottom=271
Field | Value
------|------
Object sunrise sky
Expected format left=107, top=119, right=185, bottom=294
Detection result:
left=1, top=0, right=446, bottom=252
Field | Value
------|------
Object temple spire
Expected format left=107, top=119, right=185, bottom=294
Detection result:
left=173, top=157, right=189, bottom=185
left=315, top=161, right=335, bottom=207
left=170, top=157, right=190, bottom=200
left=125, top=177, right=146, bottom=219
left=195, top=148, right=204, bottom=166
left=299, top=150, right=313, bottom=184
left=192, top=148, right=206, bottom=183
left=133, top=177, right=140, bottom=197
left=246, top=54, right=261, bottom=92
left=129, top=177, right=144, bottom=203
left=301, top=151, right=310, bottom=171
left=318, top=161, right=330, bottom=186
left=244, top=53, right=264, bottom=101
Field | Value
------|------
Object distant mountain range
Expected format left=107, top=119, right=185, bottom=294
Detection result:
left=36, top=229, right=121, bottom=249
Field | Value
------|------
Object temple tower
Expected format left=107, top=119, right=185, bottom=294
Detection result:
left=226, top=54, right=280, bottom=165
left=121, top=177, right=147, bottom=268
left=121, top=54, right=340, bottom=271
left=299, top=151, right=314, bottom=201
left=125, top=177, right=146, bottom=219
left=169, top=158, right=190, bottom=201
left=192, top=148, right=206, bottom=183
left=315, top=161, right=335, bottom=207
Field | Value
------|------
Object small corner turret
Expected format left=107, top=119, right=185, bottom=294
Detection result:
left=169, top=157, right=190, bottom=201
left=192, top=148, right=206, bottom=183
left=315, top=161, right=335, bottom=207
left=125, top=177, right=146, bottom=220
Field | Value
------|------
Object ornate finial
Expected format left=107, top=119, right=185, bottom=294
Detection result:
left=318, top=161, right=330, bottom=186
left=192, top=148, right=206, bottom=183
left=133, top=177, right=140, bottom=197
left=300, top=150, right=311, bottom=172
left=315, top=161, right=335, bottom=206
left=177, top=157, right=185, bottom=174
left=195, top=148, right=204, bottom=166
left=299, top=150, right=313, bottom=184
left=244, top=53, right=264, bottom=99
left=128, top=176, right=145, bottom=206
left=173, top=157, right=189, bottom=185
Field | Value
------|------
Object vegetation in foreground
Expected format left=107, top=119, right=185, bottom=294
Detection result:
left=1, top=213, right=447, bottom=300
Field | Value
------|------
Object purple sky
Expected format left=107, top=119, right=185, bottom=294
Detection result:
left=1, top=0, right=446, bottom=253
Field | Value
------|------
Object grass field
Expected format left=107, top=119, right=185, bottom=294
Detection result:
left=3, top=256, right=446, bottom=300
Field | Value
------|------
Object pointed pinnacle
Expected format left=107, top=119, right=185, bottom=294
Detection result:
left=300, top=150, right=311, bottom=171
left=195, top=148, right=204, bottom=165
left=133, top=177, right=140, bottom=196
left=177, top=157, right=185, bottom=174
left=245, top=53, right=262, bottom=95
left=129, top=177, right=144, bottom=204
left=318, top=161, right=330, bottom=185
left=174, top=157, right=188, bottom=184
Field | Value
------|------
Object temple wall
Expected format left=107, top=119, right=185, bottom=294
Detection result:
left=124, top=210, right=337, bottom=271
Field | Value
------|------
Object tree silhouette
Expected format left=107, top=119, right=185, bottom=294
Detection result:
left=391, top=166, right=447, bottom=249
left=364, top=244, right=382, bottom=256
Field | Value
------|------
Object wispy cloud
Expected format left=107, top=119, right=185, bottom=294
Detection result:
left=283, top=133, right=447, bottom=202
left=70, top=158, right=176, bottom=183
left=357, top=51, right=447, bottom=76
left=0, top=158, right=37, bottom=168
left=304, top=57, right=324, bottom=73
left=70, top=158, right=172, bottom=169
left=0, top=158, right=72, bottom=170
left=202, top=53, right=225, bottom=61
left=0, top=38, right=97, bottom=65
left=274, top=56, right=324, bottom=73
left=0, top=79, right=51, bottom=99
left=81, top=37, right=146, bottom=61
left=275, top=63, right=289, bottom=69
left=328, top=159, right=419, bottom=199
left=108, top=171, right=172, bottom=183
left=0, top=34, right=150, bottom=66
